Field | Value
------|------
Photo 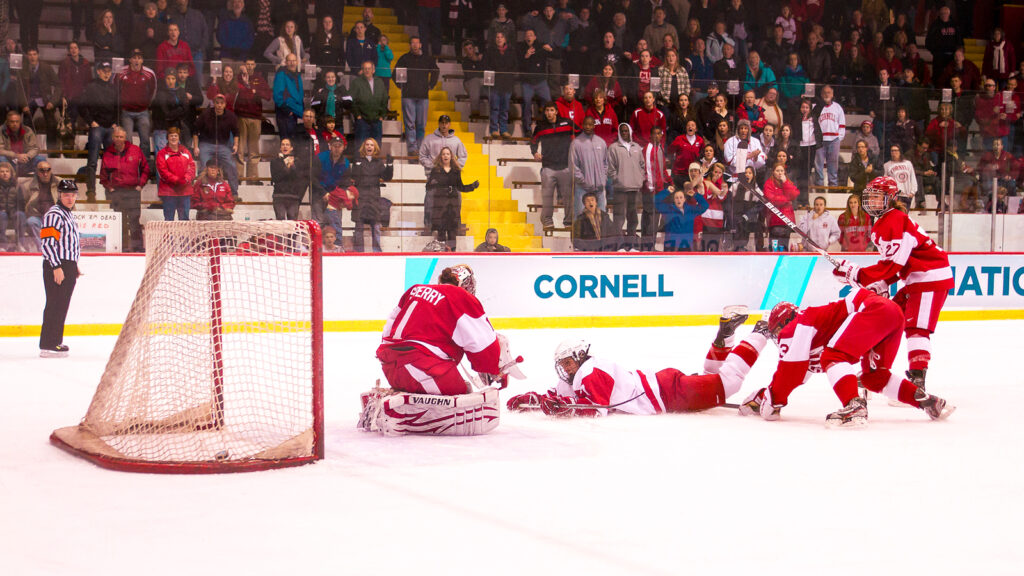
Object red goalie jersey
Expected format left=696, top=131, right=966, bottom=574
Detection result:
left=856, top=209, right=953, bottom=293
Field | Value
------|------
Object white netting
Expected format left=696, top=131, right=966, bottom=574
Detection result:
left=52, top=221, right=323, bottom=471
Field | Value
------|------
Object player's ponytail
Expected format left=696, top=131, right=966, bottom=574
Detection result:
left=438, top=267, right=460, bottom=287
left=892, top=198, right=908, bottom=214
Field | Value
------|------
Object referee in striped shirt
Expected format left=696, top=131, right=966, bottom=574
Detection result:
left=39, top=179, right=82, bottom=357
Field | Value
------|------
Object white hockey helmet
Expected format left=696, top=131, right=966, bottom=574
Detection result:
left=554, top=339, right=590, bottom=382
left=441, top=264, right=476, bottom=295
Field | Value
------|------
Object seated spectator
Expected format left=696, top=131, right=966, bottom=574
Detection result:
left=459, top=39, right=484, bottom=117
left=656, top=182, right=708, bottom=251
left=156, top=127, right=196, bottom=220
left=884, top=143, right=919, bottom=207
left=631, top=40, right=662, bottom=69
left=426, top=146, right=479, bottom=250
left=837, top=193, right=872, bottom=252
left=93, top=10, right=126, bottom=63
left=266, top=21, right=308, bottom=69
left=698, top=142, right=720, bottom=175
left=759, top=123, right=777, bottom=157
left=847, top=140, right=879, bottom=192
left=347, top=139, right=393, bottom=253
left=192, top=162, right=234, bottom=220
left=777, top=52, right=809, bottom=105
left=680, top=17, right=702, bottom=54
left=976, top=138, right=1019, bottom=196
left=891, top=107, right=921, bottom=164
left=987, top=186, right=1011, bottom=214
left=797, top=195, right=840, bottom=252
left=643, top=7, right=678, bottom=55
left=657, top=33, right=680, bottom=65
left=735, top=91, right=767, bottom=135
left=763, top=163, right=798, bottom=250
left=0, top=162, right=24, bottom=251
left=938, top=48, right=981, bottom=90
left=897, top=67, right=930, bottom=129
left=318, top=116, right=345, bottom=148
left=852, top=120, right=880, bottom=158
left=875, top=46, right=902, bottom=78
left=16, top=48, right=61, bottom=152
left=19, top=160, right=57, bottom=251
left=309, top=15, right=343, bottom=68
left=572, top=190, right=618, bottom=252
left=657, top=49, right=691, bottom=108
left=321, top=225, right=343, bottom=253
left=156, top=23, right=194, bottom=78
left=901, top=43, right=930, bottom=87
left=705, top=21, right=734, bottom=64
left=703, top=92, right=733, bottom=141
left=351, top=7, right=382, bottom=47
left=743, top=51, right=777, bottom=96
left=984, top=28, right=1016, bottom=89
left=474, top=228, right=511, bottom=252
left=0, top=110, right=44, bottom=178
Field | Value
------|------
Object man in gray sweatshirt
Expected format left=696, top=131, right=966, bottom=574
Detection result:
left=570, top=116, right=608, bottom=219
left=606, top=123, right=645, bottom=244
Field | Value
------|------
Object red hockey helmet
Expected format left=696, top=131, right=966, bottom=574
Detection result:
left=766, top=301, right=799, bottom=341
left=862, top=176, right=900, bottom=218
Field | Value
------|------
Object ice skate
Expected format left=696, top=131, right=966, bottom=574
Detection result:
left=39, top=344, right=69, bottom=358
left=907, top=369, right=927, bottom=401
left=714, top=305, right=749, bottom=347
left=918, top=394, right=956, bottom=421
left=825, top=396, right=868, bottom=429
left=738, top=387, right=782, bottom=421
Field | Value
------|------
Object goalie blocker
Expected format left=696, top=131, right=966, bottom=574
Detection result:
left=359, top=385, right=501, bottom=436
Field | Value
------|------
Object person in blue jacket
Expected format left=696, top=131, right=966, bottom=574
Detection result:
left=656, top=181, right=708, bottom=251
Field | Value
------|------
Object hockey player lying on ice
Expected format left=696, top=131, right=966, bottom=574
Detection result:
left=361, top=264, right=525, bottom=435
left=505, top=307, right=766, bottom=417
left=739, top=288, right=955, bottom=428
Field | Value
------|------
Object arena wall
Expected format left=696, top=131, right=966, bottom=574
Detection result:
left=2, top=253, right=1023, bottom=337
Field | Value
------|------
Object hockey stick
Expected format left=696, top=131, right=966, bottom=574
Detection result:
left=541, top=396, right=741, bottom=412
left=458, top=355, right=525, bottom=391
left=749, top=187, right=844, bottom=268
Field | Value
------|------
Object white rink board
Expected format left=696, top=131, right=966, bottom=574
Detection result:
left=2, top=253, right=1024, bottom=330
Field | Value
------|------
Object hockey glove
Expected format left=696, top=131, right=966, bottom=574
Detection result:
left=865, top=280, right=890, bottom=297
left=506, top=391, right=545, bottom=411
left=540, top=395, right=599, bottom=418
left=481, top=372, right=509, bottom=389
left=832, top=259, right=860, bottom=286
left=753, top=320, right=772, bottom=338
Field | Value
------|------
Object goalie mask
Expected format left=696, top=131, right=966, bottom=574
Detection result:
left=862, top=176, right=899, bottom=218
left=766, top=301, right=799, bottom=342
left=440, top=264, right=476, bottom=295
left=554, top=339, right=590, bottom=382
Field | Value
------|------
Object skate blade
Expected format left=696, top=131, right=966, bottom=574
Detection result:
left=39, top=350, right=68, bottom=358
left=933, top=404, right=956, bottom=421
left=722, top=305, right=749, bottom=319
left=825, top=416, right=868, bottom=429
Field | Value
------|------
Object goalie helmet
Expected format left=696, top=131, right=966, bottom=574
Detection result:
left=862, top=176, right=900, bottom=218
left=766, top=301, right=799, bottom=342
left=554, top=339, right=590, bottom=382
left=449, top=264, right=476, bottom=295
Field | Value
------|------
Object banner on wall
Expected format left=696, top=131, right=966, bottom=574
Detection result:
left=74, top=212, right=122, bottom=252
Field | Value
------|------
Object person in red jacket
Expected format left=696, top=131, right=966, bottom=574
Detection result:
left=156, top=127, right=197, bottom=220
left=117, top=50, right=158, bottom=170
left=555, top=83, right=585, bottom=130
left=975, top=79, right=1013, bottom=149
left=763, top=162, right=798, bottom=250
left=100, top=126, right=151, bottom=251
left=191, top=163, right=235, bottom=220
left=668, top=119, right=705, bottom=184
left=155, top=23, right=194, bottom=78
left=585, top=89, right=618, bottom=145
left=630, top=90, right=667, bottom=147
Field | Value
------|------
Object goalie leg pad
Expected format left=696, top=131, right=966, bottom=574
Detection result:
left=372, top=388, right=501, bottom=436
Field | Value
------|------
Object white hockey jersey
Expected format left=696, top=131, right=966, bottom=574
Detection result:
left=569, top=358, right=667, bottom=416
left=816, top=101, right=846, bottom=141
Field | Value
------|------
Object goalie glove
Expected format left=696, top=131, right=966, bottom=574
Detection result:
left=480, top=372, right=509, bottom=389
left=540, top=395, right=600, bottom=418
left=832, top=259, right=860, bottom=286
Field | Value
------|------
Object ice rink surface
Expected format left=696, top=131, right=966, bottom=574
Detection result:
left=3, top=321, right=1023, bottom=576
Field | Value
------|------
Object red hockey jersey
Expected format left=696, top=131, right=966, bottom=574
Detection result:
left=857, top=209, right=953, bottom=292
left=380, top=283, right=501, bottom=375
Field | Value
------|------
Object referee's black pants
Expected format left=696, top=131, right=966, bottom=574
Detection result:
left=40, top=260, right=78, bottom=349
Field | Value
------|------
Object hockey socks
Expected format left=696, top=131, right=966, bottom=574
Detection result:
left=718, top=333, right=767, bottom=397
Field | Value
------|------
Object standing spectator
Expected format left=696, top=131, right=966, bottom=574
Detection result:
left=976, top=138, right=1019, bottom=197
left=532, top=102, right=578, bottom=231
left=218, top=0, right=255, bottom=61
left=763, top=162, right=798, bottom=250
left=117, top=50, right=158, bottom=172
left=475, top=228, right=511, bottom=252
left=631, top=48, right=659, bottom=102
left=310, top=15, right=343, bottom=68
left=668, top=119, right=705, bottom=184
left=735, top=90, right=767, bottom=135
left=730, top=166, right=765, bottom=251
left=518, top=29, right=551, bottom=138
left=694, top=161, right=729, bottom=251
left=99, top=126, right=150, bottom=252
left=902, top=43, right=930, bottom=87
left=884, top=144, right=918, bottom=208
left=983, top=28, right=1016, bottom=89
left=643, top=7, right=678, bottom=54
left=273, top=53, right=304, bottom=140
left=796, top=195, right=840, bottom=252
left=58, top=42, right=93, bottom=144
left=657, top=49, right=691, bottom=107
left=0, top=110, right=43, bottom=178
left=265, top=20, right=308, bottom=69
left=566, top=7, right=597, bottom=75
left=247, top=0, right=275, bottom=59
left=20, top=160, right=57, bottom=251
left=486, top=4, right=516, bottom=48
left=71, top=0, right=95, bottom=43
left=419, top=115, right=467, bottom=231
left=743, top=51, right=776, bottom=96
left=168, top=0, right=209, bottom=77
left=376, top=35, right=395, bottom=88
left=205, top=65, right=239, bottom=112
left=802, top=32, right=831, bottom=84
left=107, top=0, right=135, bottom=44
left=705, top=21, right=735, bottom=64
left=814, top=85, right=845, bottom=187
left=417, top=0, right=442, bottom=57
left=630, top=91, right=667, bottom=147
left=485, top=32, right=516, bottom=139
left=848, top=140, right=879, bottom=192
left=937, top=48, right=981, bottom=91
left=897, top=68, right=931, bottom=130
left=926, top=101, right=966, bottom=161
left=459, top=39, right=484, bottom=117
left=556, top=83, right=585, bottom=130
left=573, top=190, right=618, bottom=251
left=713, top=42, right=743, bottom=85
left=910, top=139, right=939, bottom=214
left=426, top=147, right=479, bottom=250
left=93, top=10, right=126, bottom=63
left=151, top=68, right=189, bottom=154
left=349, top=61, right=389, bottom=148
left=348, top=139, right=394, bottom=253
left=192, top=95, right=239, bottom=198
left=664, top=93, right=694, bottom=144
left=17, top=49, right=62, bottom=152
left=352, top=8, right=382, bottom=47
left=926, top=6, right=960, bottom=84
left=0, top=162, right=25, bottom=251
left=394, top=37, right=440, bottom=157
left=270, top=138, right=308, bottom=220
left=761, top=24, right=792, bottom=76
left=890, top=107, right=920, bottom=159
left=175, top=62, right=203, bottom=141
left=191, top=163, right=235, bottom=220
left=837, top=193, right=872, bottom=252
left=975, top=79, right=1011, bottom=149
left=79, top=62, right=118, bottom=200
left=346, top=22, right=377, bottom=73
left=156, top=23, right=194, bottom=78
left=852, top=120, right=880, bottom=158
left=723, top=118, right=766, bottom=184
left=586, top=89, right=619, bottom=146
left=641, top=126, right=670, bottom=251
left=657, top=182, right=708, bottom=251
left=317, top=135, right=352, bottom=242
left=234, top=60, right=271, bottom=185
left=133, top=3, right=168, bottom=62
left=311, top=70, right=347, bottom=123
left=156, top=127, right=196, bottom=220
left=38, top=179, right=81, bottom=357
left=13, top=0, right=42, bottom=50
left=606, top=123, right=645, bottom=244
left=519, top=4, right=569, bottom=96
left=778, top=52, right=809, bottom=105
left=571, top=116, right=609, bottom=216
left=592, top=32, right=627, bottom=78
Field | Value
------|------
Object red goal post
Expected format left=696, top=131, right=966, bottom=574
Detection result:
left=51, top=220, right=324, bottom=473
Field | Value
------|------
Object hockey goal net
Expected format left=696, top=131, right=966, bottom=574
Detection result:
left=51, top=221, right=324, bottom=473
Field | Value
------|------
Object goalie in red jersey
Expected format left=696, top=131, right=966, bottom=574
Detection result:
left=832, top=176, right=954, bottom=396
left=740, top=291, right=955, bottom=428
left=506, top=307, right=767, bottom=417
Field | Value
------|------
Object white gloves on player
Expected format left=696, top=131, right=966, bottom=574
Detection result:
left=832, top=259, right=860, bottom=286
left=864, top=280, right=890, bottom=297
